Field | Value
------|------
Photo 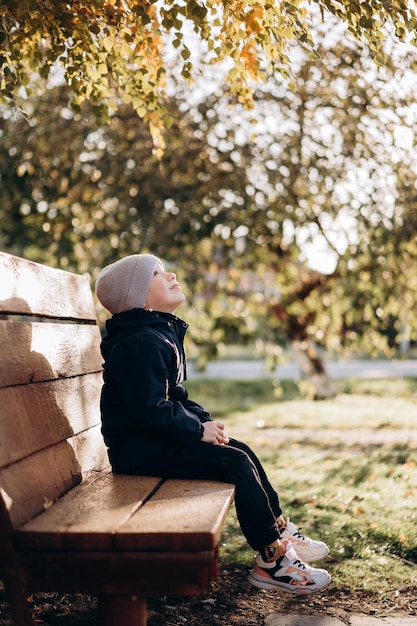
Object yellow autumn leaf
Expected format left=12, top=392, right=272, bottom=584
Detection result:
left=245, top=3, right=264, bottom=33
left=102, top=36, right=114, bottom=53
left=240, top=41, right=259, bottom=76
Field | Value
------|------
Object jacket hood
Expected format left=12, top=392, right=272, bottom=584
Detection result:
left=101, top=308, right=189, bottom=360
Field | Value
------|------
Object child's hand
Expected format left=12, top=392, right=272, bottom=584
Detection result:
left=201, top=421, right=229, bottom=445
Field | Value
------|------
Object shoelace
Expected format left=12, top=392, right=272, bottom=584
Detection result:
left=277, top=522, right=306, bottom=540
left=292, top=557, right=308, bottom=569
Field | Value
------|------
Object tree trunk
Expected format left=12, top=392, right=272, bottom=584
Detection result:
left=290, top=339, right=337, bottom=400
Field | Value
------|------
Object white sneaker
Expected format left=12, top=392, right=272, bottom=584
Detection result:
left=248, top=540, right=331, bottom=594
left=278, top=517, right=329, bottom=562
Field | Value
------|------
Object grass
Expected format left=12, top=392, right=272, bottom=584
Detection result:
left=186, top=377, right=417, bottom=594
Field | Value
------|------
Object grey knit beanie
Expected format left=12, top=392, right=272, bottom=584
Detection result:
left=95, top=254, right=161, bottom=314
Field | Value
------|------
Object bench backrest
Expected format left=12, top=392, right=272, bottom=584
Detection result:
left=0, top=252, right=108, bottom=534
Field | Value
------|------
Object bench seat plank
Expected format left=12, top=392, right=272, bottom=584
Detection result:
left=14, top=477, right=234, bottom=553
left=15, top=474, right=163, bottom=551
left=116, top=479, right=236, bottom=551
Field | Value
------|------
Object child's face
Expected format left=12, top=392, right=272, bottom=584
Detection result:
left=145, top=263, right=186, bottom=314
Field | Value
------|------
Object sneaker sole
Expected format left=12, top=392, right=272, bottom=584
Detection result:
left=247, top=571, right=331, bottom=595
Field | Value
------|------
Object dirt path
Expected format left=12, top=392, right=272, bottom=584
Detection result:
left=240, top=427, right=417, bottom=447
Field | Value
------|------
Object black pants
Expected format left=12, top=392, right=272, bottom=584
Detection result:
left=140, top=438, right=282, bottom=552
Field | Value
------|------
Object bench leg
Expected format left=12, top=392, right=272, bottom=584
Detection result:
left=97, top=594, right=147, bottom=626
left=2, top=570, right=33, bottom=626
left=5, top=591, right=33, bottom=626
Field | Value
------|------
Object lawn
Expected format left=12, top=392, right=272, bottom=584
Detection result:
left=184, top=377, right=417, bottom=595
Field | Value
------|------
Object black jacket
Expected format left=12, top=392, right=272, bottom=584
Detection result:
left=99, top=308, right=212, bottom=473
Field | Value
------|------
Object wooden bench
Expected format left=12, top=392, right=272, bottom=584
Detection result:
left=0, top=251, right=235, bottom=626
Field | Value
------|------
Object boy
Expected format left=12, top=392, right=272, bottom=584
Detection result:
left=95, top=253, right=331, bottom=594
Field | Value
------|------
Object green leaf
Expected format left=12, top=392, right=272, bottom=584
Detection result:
left=181, top=47, right=191, bottom=60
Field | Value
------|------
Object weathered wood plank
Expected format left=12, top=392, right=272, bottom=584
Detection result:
left=68, top=424, right=110, bottom=476
left=0, top=427, right=109, bottom=529
left=116, top=479, right=235, bottom=551
left=0, top=442, right=82, bottom=529
left=15, top=474, right=163, bottom=551
left=0, top=251, right=96, bottom=320
left=0, top=373, right=104, bottom=467
left=0, top=321, right=103, bottom=388
left=13, top=477, right=234, bottom=554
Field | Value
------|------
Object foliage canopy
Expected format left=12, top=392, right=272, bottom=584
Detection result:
left=1, top=32, right=417, bottom=369
left=1, top=0, right=417, bottom=133
left=1, top=7, right=417, bottom=389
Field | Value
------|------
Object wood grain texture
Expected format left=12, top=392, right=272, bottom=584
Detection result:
left=0, top=441, right=82, bottom=529
left=116, top=479, right=235, bottom=551
left=0, top=251, right=96, bottom=320
left=0, top=373, right=103, bottom=467
left=0, top=427, right=109, bottom=529
left=14, top=477, right=234, bottom=554
left=0, top=321, right=103, bottom=388
left=15, top=474, right=163, bottom=551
